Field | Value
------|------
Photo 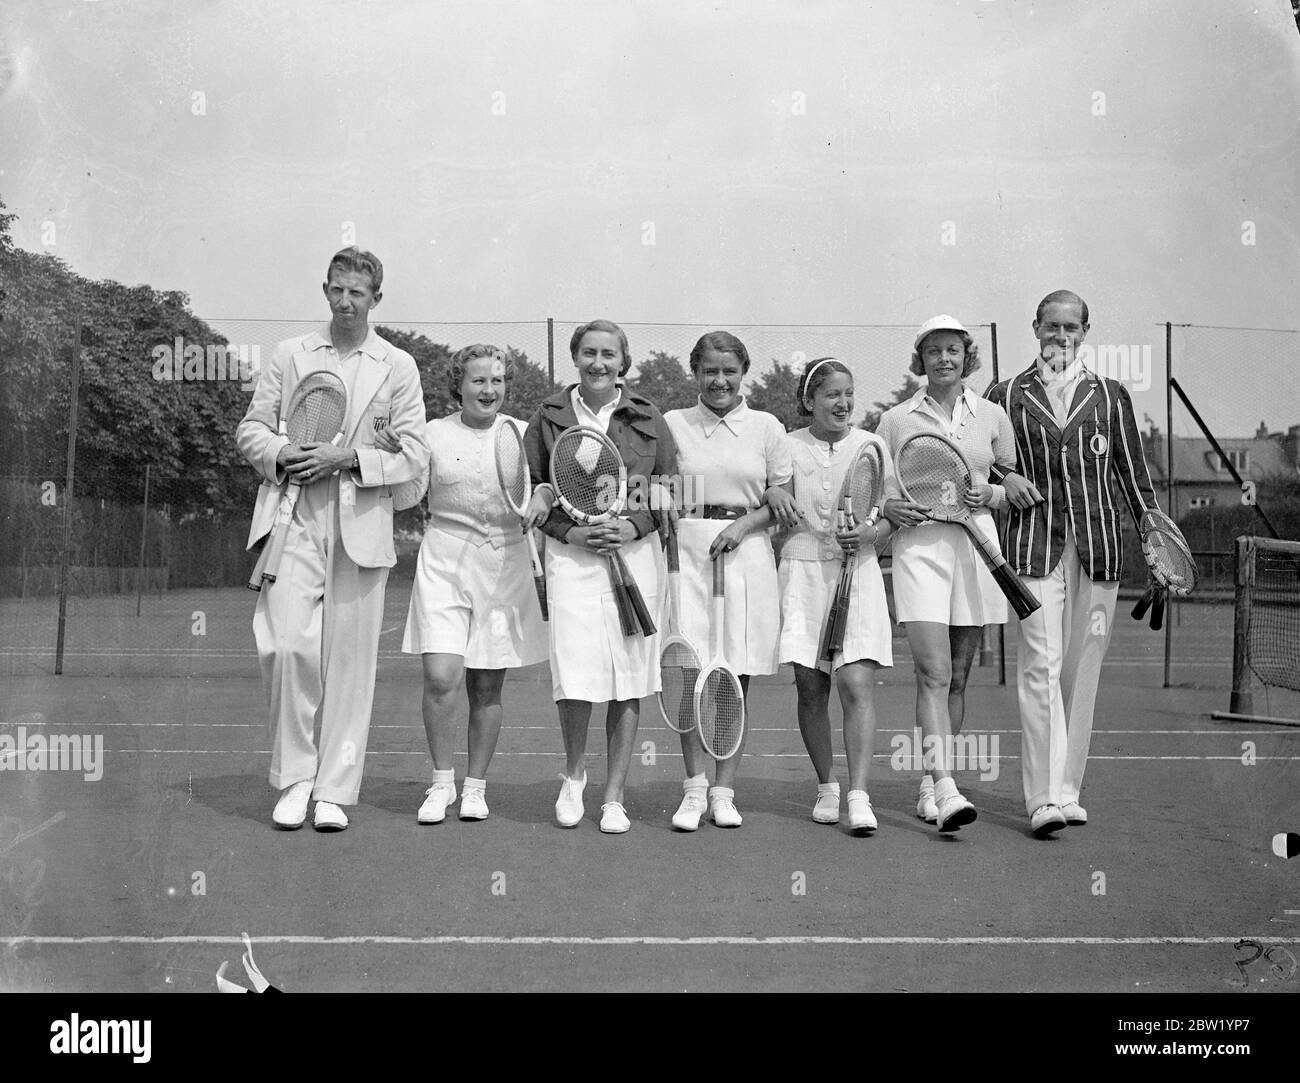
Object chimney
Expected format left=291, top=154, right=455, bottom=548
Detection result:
left=1255, top=421, right=1269, bottom=440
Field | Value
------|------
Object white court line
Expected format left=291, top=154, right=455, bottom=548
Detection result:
left=47, top=749, right=1300, bottom=761
left=4, top=935, right=1300, bottom=947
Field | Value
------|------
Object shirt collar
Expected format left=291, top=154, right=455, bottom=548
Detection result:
left=694, top=395, right=749, bottom=435
left=906, top=384, right=979, bottom=415
left=1035, top=354, right=1086, bottom=389
left=304, top=325, right=385, bottom=361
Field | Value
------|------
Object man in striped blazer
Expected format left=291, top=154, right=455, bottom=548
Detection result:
left=985, top=290, right=1157, bottom=837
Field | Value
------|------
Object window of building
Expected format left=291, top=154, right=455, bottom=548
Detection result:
left=1187, top=496, right=1212, bottom=510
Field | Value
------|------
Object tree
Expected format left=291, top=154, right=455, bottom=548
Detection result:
left=746, top=360, right=805, bottom=431
left=626, top=351, right=697, bottom=412
left=861, top=372, right=922, bottom=432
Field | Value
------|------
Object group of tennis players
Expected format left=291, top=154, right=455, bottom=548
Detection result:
left=237, top=247, right=1160, bottom=840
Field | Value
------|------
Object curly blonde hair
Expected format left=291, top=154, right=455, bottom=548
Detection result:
left=449, top=343, right=512, bottom=405
left=909, top=331, right=981, bottom=379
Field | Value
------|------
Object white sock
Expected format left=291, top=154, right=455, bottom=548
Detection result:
left=463, top=776, right=486, bottom=794
left=709, top=786, right=735, bottom=802
left=817, top=780, right=841, bottom=797
left=432, top=768, right=455, bottom=786
left=919, top=773, right=935, bottom=794
left=683, top=773, right=708, bottom=793
left=934, top=776, right=959, bottom=801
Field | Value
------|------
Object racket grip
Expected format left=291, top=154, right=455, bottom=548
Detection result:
left=247, top=540, right=271, bottom=592
left=533, top=575, right=549, bottom=622
left=622, top=571, right=657, bottom=637
left=992, top=563, right=1041, bottom=620
left=1149, top=588, right=1165, bottom=632
left=607, top=557, right=638, bottom=637
left=1131, top=586, right=1155, bottom=621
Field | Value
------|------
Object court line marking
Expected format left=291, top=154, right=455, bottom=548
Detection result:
left=35, top=749, right=1300, bottom=761
left=5, top=935, right=1300, bottom=947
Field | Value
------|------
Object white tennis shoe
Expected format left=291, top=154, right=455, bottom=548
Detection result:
left=672, top=784, right=708, bottom=831
left=418, top=770, right=457, bottom=824
left=600, top=802, right=631, bottom=833
left=1061, top=801, right=1088, bottom=825
left=556, top=772, right=587, bottom=827
left=313, top=801, right=348, bottom=832
left=459, top=784, right=489, bottom=821
left=708, top=786, right=743, bottom=828
left=846, top=790, right=877, bottom=833
left=812, top=780, right=841, bottom=824
left=272, top=780, right=313, bottom=830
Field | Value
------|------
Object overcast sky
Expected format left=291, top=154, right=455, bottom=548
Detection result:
left=1, top=0, right=1297, bottom=436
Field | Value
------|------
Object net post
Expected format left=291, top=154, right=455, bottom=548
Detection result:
left=1228, top=534, right=1255, bottom=716
left=135, top=462, right=151, bottom=617
left=547, top=317, right=554, bottom=385
left=55, top=322, right=82, bottom=677
left=1162, top=322, right=1173, bottom=688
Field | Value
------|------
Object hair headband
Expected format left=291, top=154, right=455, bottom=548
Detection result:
left=801, top=357, right=845, bottom=397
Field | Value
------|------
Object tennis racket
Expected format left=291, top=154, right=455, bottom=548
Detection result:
left=549, top=425, right=656, bottom=638
left=249, top=371, right=349, bottom=591
left=656, top=516, right=702, bottom=734
left=895, top=432, right=1041, bottom=621
left=821, top=442, right=885, bottom=662
left=694, top=550, right=745, bottom=760
left=494, top=419, right=548, bottom=621
left=1130, top=508, right=1196, bottom=631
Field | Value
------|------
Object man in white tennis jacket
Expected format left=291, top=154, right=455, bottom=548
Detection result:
left=237, top=247, right=429, bottom=831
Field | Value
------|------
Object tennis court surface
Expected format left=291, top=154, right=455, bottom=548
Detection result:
left=2, top=583, right=1298, bottom=992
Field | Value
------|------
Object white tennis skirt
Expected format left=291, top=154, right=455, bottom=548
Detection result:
left=779, top=551, right=893, bottom=673
left=672, top=518, right=780, bottom=677
left=890, top=517, right=1009, bottom=627
left=546, top=531, right=663, bottom=703
left=401, top=527, right=549, bottom=669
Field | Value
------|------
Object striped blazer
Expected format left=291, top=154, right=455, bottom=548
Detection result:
left=984, top=363, right=1157, bottom=581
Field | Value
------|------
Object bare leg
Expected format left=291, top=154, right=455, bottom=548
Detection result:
left=420, top=653, right=465, bottom=772
left=794, top=663, right=835, bottom=783
left=602, top=698, right=640, bottom=804
left=464, top=668, right=505, bottom=780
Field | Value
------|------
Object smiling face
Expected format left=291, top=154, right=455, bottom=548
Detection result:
left=458, top=355, right=507, bottom=426
left=1033, top=299, right=1089, bottom=371
left=322, top=269, right=380, bottom=331
left=696, top=348, right=745, bottom=415
left=805, top=371, right=854, bottom=436
left=918, top=330, right=966, bottom=390
left=574, top=330, right=624, bottom=401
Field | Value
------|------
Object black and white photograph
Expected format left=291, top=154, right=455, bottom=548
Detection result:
left=1, top=0, right=1298, bottom=1046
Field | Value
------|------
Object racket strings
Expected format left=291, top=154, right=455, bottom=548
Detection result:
left=553, top=438, right=622, bottom=517
left=898, top=440, right=970, bottom=512
left=698, top=670, right=744, bottom=754
left=287, top=386, right=347, bottom=443
left=843, top=457, right=883, bottom=517
left=658, top=651, right=698, bottom=729
left=494, top=427, right=529, bottom=511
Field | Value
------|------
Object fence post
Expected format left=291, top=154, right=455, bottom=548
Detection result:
left=989, top=321, right=1006, bottom=685
left=135, top=462, right=151, bottom=617
left=55, top=322, right=82, bottom=677
left=547, top=317, right=554, bottom=385
left=1229, top=535, right=1254, bottom=715
left=1163, top=322, right=1173, bottom=687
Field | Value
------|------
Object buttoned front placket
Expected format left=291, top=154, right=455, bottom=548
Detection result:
left=809, top=438, right=840, bottom=561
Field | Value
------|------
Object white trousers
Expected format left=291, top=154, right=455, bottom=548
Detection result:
left=1016, top=534, right=1117, bottom=814
left=253, top=493, right=388, bottom=806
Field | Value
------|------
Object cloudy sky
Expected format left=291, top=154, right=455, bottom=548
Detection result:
left=1, top=0, right=1297, bottom=436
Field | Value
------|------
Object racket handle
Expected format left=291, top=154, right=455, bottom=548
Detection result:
left=525, top=532, right=548, bottom=621
left=607, top=556, right=638, bottom=638
left=1131, top=585, right=1156, bottom=621
left=247, top=539, right=271, bottom=592
left=1149, top=588, right=1165, bottom=632
left=615, top=553, right=656, bottom=637
left=991, top=563, right=1041, bottom=620
left=260, top=521, right=291, bottom=585
left=533, top=575, right=549, bottom=622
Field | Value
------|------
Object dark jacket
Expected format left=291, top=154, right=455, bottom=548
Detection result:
left=523, top=384, right=678, bottom=543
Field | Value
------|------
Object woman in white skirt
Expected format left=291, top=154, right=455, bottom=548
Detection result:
left=878, top=315, right=1017, bottom=833
left=662, top=332, right=795, bottom=831
left=378, top=344, right=549, bottom=824
left=778, top=359, right=895, bottom=832
left=522, top=320, right=677, bottom=834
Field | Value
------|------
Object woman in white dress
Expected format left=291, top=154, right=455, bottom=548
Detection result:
left=378, top=344, right=548, bottom=823
left=522, top=320, right=677, bottom=834
left=662, top=332, right=795, bottom=831
left=877, top=315, right=1017, bottom=833
left=778, top=359, right=895, bottom=832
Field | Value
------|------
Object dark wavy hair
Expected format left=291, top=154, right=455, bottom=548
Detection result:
left=689, top=331, right=751, bottom=375
left=1035, top=289, right=1090, bottom=327
left=796, top=357, right=853, bottom=416
left=449, top=343, right=513, bottom=405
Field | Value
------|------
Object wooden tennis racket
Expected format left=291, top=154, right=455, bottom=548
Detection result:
left=656, top=516, right=702, bottom=734
left=249, top=370, right=349, bottom=591
left=549, top=425, right=656, bottom=638
left=1131, top=508, right=1196, bottom=631
left=693, top=550, right=745, bottom=760
left=820, top=442, right=885, bottom=662
left=494, top=419, right=548, bottom=621
left=895, top=432, right=1041, bottom=621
